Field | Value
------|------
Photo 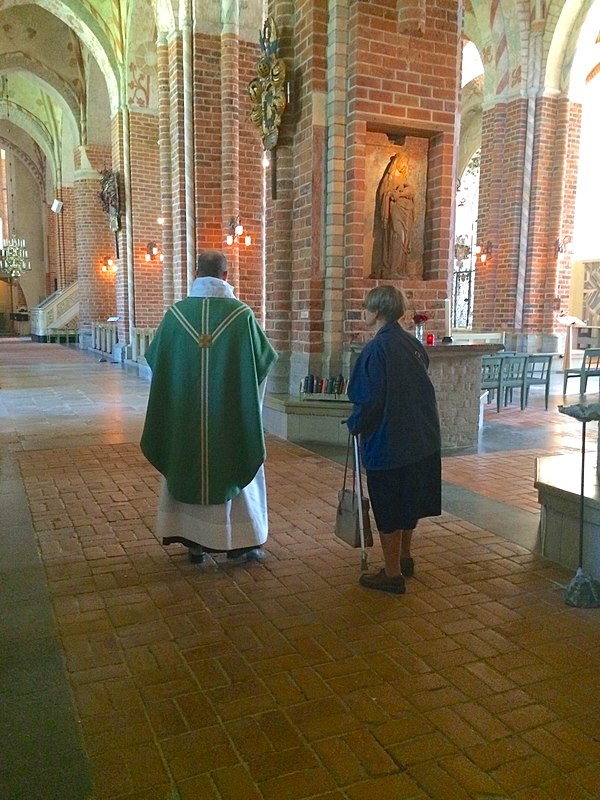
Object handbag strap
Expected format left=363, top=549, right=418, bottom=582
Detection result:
left=342, top=431, right=367, bottom=501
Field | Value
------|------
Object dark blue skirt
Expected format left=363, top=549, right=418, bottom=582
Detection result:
left=366, top=452, right=441, bottom=533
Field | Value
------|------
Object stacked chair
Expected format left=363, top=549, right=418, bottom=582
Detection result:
left=481, top=352, right=555, bottom=412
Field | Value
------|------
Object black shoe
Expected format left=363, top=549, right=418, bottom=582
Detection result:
left=226, top=547, right=266, bottom=562
left=359, top=569, right=406, bottom=594
left=188, top=547, right=206, bottom=564
left=400, top=557, right=415, bottom=578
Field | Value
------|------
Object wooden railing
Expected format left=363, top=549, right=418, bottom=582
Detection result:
left=132, top=327, right=157, bottom=362
left=91, top=322, right=119, bottom=355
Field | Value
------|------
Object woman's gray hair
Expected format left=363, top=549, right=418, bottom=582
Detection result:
left=363, top=285, right=407, bottom=322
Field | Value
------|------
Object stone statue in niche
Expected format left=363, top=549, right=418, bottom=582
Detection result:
left=372, top=154, right=415, bottom=278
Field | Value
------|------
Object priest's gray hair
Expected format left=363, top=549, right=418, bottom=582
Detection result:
left=363, top=285, right=407, bottom=322
left=196, top=250, right=228, bottom=278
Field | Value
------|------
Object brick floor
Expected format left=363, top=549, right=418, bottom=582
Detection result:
left=3, top=341, right=600, bottom=800
left=11, top=433, right=600, bottom=799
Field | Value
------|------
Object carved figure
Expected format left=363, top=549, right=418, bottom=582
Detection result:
left=98, top=169, right=121, bottom=232
left=375, top=155, right=415, bottom=277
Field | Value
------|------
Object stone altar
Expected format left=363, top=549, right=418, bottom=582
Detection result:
left=263, top=343, right=501, bottom=450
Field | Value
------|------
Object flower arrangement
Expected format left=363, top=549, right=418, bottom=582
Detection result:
left=413, top=312, right=428, bottom=325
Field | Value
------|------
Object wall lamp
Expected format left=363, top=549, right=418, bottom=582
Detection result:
left=555, top=236, right=573, bottom=256
left=475, top=241, right=493, bottom=264
left=145, top=241, right=163, bottom=262
left=101, top=257, right=117, bottom=273
left=226, top=215, right=251, bottom=247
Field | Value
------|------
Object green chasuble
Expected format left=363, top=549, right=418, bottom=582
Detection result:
left=141, top=297, right=278, bottom=505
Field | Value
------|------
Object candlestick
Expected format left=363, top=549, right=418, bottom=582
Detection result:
left=444, top=299, right=451, bottom=338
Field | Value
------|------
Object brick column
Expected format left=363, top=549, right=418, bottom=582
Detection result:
left=344, top=0, right=460, bottom=344
left=221, top=19, right=241, bottom=290
left=264, top=0, right=295, bottom=392
left=46, top=204, right=58, bottom=295
left=73, top=164, right=116, bottom=334
left=239, top=38, right=265, bottom=319
left=46, top=185, right=76, bottom=293
left=60, top=186, right=77, bottom=286
left=128, top=110, right=162, bottom=327
left=473, top=100, right=528, bottom=334
left=157, top=33, right=174, bottom=309
left=168, top=33, right=189, bottom=301
left=475, top=95, right=581, bottom=349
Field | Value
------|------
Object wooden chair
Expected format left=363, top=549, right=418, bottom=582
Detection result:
left=563, top=347, right=600, bottom=395
left=481, top=355, right=505, bottom=413
left=499, top=354, right=528, bottom=410
left=524, top=354, right=554, bottom=410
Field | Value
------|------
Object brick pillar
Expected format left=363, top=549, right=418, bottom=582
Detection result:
left=157, top=33, right=174, bottom=309
left=239, top=38, right=264, bottom=319
left=265, top=141, right=294, bottom=393
left=128, top=110, right=162, bottom=327
left=167, top=33, right=189, bottom=301
left=264, top=0, right=330, bottom=392
left=263, top=1, right=295, bottom=393
left=60, top=186, right=77, bottom=285
left=46, top=205, right=58, bottom=295
left=221, top=22, right=241, bottom=290
left=344, top=0, right=460, bottom=344
left=473, top=100, right=528, bottom=334
left=46, top=185, right=76, bottom=293
left=475, top=95, right=581, bottom=348
left=73, top=164, right=116, bottom=333
left=109, top=114, right=130, bottom=345
left=548, top=97, right=581, bottom=327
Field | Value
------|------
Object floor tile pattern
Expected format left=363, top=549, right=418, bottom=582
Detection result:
left=16, top=436, right=600, bottom=800
left=3, top=340, right=600, bottom=800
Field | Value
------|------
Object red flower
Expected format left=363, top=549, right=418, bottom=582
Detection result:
left=413, top=312, right=428, bottom=324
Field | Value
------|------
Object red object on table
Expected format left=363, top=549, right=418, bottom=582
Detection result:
left=426, top=333, right=435, bottom=346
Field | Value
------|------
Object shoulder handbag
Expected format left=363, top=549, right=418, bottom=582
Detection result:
left=335, top=432, right=373, bottom=549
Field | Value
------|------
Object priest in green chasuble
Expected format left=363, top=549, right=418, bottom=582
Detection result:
left=141, top=250, right=278, bottom=563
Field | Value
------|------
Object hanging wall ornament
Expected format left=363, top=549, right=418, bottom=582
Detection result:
left=248, top=17, right=287, bottom=199
left=98, top=168, right=121, bottom=257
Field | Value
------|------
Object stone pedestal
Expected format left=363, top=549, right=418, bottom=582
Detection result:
left=535, top=454, right=600, bottom=580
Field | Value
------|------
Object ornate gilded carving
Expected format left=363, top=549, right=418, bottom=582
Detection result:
left=248, top=17, right=287, bottom=152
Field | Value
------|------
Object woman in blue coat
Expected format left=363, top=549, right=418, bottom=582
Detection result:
left=347, top=286, right=441, bottom=594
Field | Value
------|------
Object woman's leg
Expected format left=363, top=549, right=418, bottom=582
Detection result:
left=400, top=528, right=415, bottom=577
left=379, top=528, right=414, bottom=577
left=400, top=528, right=413, bottom=558
left=379, top=530, right=402, bottom=577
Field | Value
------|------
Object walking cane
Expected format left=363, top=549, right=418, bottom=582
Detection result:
left=352, top=433, right=369, bottom=572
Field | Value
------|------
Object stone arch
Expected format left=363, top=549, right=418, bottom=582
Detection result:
left=0, top=70, right=79, bottom=187
left=0, top=58, right=80, bottom=147
left=0, top=102, right=57, bottom=173
left=463, top=2, right=504, bottom=102
left=3, top=0, right=120, bottom=113
left=459, top=76, right=484, bottom=178
left=544, top=0, right=597, bottom=98
left=564, top=0, right=600, bottom=100
left=0, top=135, right=45, bottom=193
